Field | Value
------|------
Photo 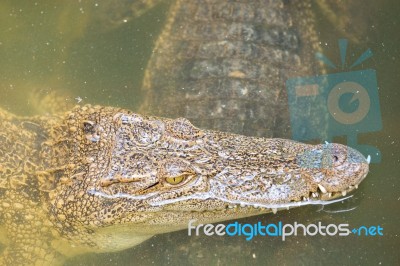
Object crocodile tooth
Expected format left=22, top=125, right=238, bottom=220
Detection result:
left=240, top=203, right=245, bottom=207
left=228, top=205, right=234, bottom=209
left=367, top=155, right=371, bottom=164
left=272, top=208, right=277, bottom=214
left=328, top=193, right=332, bottom=198
left=318, top=184, right=327, bottom=194
left=286, top=206, right=290, bottom=210
left=355, top=185, right=358, bottom=189
left=342, top=191, right=347, bottom=196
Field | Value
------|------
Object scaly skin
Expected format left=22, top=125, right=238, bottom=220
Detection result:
left=140, top=0, right=327, bottom=138
left=0, top=105, right=368, bottom=265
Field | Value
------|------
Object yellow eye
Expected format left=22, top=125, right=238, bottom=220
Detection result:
left=165, top=175, right=185, bottom=185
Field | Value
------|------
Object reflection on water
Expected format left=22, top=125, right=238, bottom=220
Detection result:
left=0, top=0, right=399, bottom=265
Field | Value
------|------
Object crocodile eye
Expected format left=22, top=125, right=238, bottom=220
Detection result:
left=165, top=175, right=185, bottom=185
left=159, top=159, right=195, bottom=185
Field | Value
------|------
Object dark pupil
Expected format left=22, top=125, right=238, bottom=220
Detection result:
left=333, top=155, right=339, bottom=162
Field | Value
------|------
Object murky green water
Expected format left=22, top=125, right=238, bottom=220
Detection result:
left=0, top=0, right=398, bottom=265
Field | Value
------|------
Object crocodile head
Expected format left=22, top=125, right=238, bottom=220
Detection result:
left=48, top=105, right=368, bottom=253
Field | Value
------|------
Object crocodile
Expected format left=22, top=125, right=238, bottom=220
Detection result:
left=0, top=0, right=370, bottom=265
left=0, top=104, right=368, bottom=265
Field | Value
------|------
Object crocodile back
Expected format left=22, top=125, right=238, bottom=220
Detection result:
left=140, top=0, right=324, bottom=138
